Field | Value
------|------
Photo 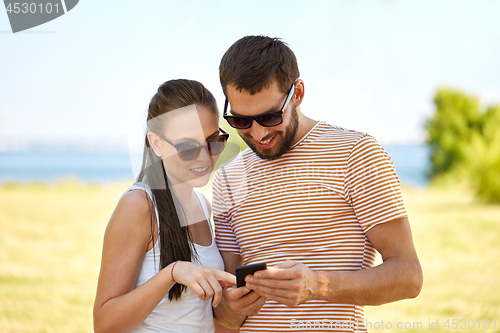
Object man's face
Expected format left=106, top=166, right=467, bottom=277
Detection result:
left=225, top=80, right=299, bottom=160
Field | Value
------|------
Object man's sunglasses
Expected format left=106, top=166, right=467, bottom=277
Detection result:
left=223, top=83, right=295, bottom=129
left=157, top=128, right=229, bottom=161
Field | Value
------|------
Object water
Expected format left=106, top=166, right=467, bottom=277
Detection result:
left=0, top=145, right=430, bottom=187
left=383, top=144, right=430, bottom=187
left=0, top=150, right=135, bottom=183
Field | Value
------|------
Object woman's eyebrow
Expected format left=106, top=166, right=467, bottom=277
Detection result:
left=174, top=130, right=220, bottom=142
left=206, top=129, right=220, bottom=139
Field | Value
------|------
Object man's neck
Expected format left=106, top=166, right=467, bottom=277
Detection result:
left=294, top=114, right=318, bottom=144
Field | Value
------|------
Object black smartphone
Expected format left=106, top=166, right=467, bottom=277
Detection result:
left=236, top=263, right=267, bottom=287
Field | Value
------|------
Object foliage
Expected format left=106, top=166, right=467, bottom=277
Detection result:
left=426, top=89, right=482, bottom=178
left=468, top=106, right=500, bottom=202
left=426, top=89, right=500, bottom=202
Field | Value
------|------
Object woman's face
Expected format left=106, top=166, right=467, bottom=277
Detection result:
left=158, top=105, right=221, bottom=188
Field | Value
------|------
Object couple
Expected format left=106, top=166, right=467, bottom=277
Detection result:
left=94, top=36, right=423, bottom=333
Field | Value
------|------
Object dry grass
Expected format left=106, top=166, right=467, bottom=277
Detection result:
left=0, top=181, right=499, bottom=332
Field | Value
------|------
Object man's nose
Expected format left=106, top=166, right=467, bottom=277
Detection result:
left=249, top=121, right=270, bottom=142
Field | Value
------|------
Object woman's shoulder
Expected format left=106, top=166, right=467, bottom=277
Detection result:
left=107, top=185, right=154, bottom=233
left=121, top=186, right=152, bottom=212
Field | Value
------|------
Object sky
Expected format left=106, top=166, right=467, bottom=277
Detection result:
left=1, top=0, right=500, bottom=150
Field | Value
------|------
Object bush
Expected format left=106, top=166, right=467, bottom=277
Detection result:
left=426, top=89, right=500, bottom=203
left=468, top=106, right=500, bottom=202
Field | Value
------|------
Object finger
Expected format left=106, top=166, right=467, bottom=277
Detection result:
left=265, top=294, right=298, bottom=307
left=218, top=280, right=234, bottom=288
left=240, top=289, right=262, bottom=303
left=251, top=268, right=294, bottom=280
left=215, top=270, right=236, bottom=286
left=249, top=283, right=295, bottom=299
left=225, top=285, right=252, bottom=301
left=189, top=283, right=207, bottom=300
left=274, top=259, right=296, bottom=269
left=247, top=277, right=293, bottom=290
left=197, top=279, right=212, bottom=302
left=205, top=274, right=223, bottom=307
left=244, top=295, right=268, bottom=316
left=253, top=265, right=298, bottom=280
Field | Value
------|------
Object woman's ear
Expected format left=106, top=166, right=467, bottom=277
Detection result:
left=147, top=132, right=163, bottom=157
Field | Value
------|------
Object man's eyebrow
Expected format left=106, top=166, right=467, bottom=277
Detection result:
left=229, top=104, right=282, bottom=117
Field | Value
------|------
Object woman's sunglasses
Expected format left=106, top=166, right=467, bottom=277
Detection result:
left=223, top=83, right=295, bottom=129
left=157, top=128, right=229, bottom=161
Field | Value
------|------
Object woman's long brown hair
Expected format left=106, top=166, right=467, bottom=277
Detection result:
left=136, top=79, right=218, bottom=300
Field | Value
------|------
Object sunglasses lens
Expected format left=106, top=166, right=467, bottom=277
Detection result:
left=227, top=117, right=252, bottom=129
left=208, top=136, right=227, bottom=155
left=257, top=113, right=282, bottom=127
left=177, top=142, right=201, bottom=160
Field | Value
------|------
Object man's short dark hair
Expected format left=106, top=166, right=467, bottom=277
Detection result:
left=219, top=35, right=300, bottom=96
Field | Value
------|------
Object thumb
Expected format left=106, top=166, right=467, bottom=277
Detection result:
left=274, top=259, right=296, bottom=269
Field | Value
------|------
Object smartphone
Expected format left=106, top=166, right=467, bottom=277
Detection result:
left=236, top=263, right=267, bottom=288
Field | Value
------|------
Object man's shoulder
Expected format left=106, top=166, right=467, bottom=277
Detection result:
left=312, top=121, right=371, bottom=147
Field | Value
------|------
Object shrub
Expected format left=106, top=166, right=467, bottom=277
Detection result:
left=426, top=89, right=500, bottom=203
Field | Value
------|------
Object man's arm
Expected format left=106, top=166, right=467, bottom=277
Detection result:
left=245, top=217, right=423, bottom=306
left=214, top=252, right=268, bottom=329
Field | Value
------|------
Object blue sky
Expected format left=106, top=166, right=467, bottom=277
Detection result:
left=1, top=0, right=499, bottom=149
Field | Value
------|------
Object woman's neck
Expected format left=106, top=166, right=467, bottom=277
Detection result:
left=169, top=182, right=207, bottom=228
left=170, top=181, right=195, bottom=204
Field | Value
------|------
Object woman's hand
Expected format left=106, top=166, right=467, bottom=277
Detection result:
left=171, top=262, right=236, bottom=307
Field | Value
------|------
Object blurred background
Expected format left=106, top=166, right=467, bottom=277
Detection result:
left=1, top=1, right=499, bottom=332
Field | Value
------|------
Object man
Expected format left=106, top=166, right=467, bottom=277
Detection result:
left=212, top=35, right=422, bottom=333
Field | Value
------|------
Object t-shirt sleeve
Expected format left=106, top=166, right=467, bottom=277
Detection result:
left=212, top=168, right=241, bottom=255
left=344, top=135, right=408, bottom=232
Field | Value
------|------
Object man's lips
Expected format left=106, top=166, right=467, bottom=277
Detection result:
left=254, top=134, right=277, bottom=149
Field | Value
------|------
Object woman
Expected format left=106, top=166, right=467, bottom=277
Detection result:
left=93, top=79, right=236, bottom=333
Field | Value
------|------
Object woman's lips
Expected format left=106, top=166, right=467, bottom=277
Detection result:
left=189, top=165, right=211, bottom=177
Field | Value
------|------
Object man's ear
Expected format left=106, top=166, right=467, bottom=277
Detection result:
left=293, top=79, right=305, bottom=107
left=147, top=132, right=163, bottom=157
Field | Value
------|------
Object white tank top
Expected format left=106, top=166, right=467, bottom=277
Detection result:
left=129, top=182, right=224, bottom=333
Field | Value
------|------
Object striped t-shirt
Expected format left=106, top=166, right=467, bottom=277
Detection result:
left=213, top=121, right=408, bottom=333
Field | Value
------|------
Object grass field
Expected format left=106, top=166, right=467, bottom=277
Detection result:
left=0, top=181, right=499, bottom=332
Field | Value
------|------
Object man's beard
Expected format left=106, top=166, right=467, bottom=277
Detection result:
left=239, top=103, right=299, bottom=160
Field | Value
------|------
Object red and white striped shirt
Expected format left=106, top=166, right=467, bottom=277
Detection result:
left=213, top=121, right=407, bottom=332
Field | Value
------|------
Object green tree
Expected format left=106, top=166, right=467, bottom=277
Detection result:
left=426, top=89, right=482, bottom=179
left=426, top=88, right=500, bottom=203
left=468, top=106, right=500, bottom=202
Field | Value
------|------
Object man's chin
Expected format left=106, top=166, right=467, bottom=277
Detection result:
left=240, top=136, right=276, bottom=160
left=253, top=148, right=281, bottom=160
left=246, top=141, right=284, bottom=160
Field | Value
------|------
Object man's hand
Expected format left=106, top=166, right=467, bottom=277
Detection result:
left=214, top=285, right=267, bottom=329
left=221, top=285, right=267, bottom=316
left=214, top=252, right=268, bottom=329
left=245, top=260, right=322, bottom=306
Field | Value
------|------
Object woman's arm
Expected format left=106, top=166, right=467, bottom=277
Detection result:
left=93, top=189, right=173, bottom=333
left=93, top=189, right=236, bottom=333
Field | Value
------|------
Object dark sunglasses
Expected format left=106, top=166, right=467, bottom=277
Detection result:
left=157, top=128, right=229, bottom=161
left=223, top=83, right=295, bottom=129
